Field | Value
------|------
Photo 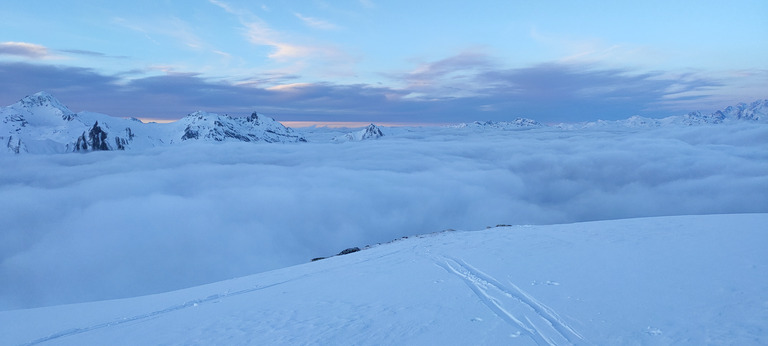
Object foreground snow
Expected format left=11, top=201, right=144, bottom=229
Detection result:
left=2, top=214, right=766, bottom=345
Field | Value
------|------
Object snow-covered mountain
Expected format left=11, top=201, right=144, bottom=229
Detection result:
left=1, top=214, right=765, bottom=345
left=332, top=123, right=385, bottom=142
left=449, top=118, right=543, bottom=129
left=667, top=100, right=767, bottom=125
left=557, top=99, right=768, bottom=129
left=3, top=92, right=766, bottom=154
left=176, top=111, right=306, bottom=143
left=0, top=92, right=305, bottom=154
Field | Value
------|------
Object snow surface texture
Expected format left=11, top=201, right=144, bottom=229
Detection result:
left=1, top=214, right=766, bottom=345
left=0, top=92, right=304, bottom=154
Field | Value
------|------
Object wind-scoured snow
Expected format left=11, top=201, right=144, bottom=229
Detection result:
left=1, top=214, right=765, bottom=345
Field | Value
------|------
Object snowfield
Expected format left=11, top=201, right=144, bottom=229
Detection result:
left=1, top=214, right=766, bottom=345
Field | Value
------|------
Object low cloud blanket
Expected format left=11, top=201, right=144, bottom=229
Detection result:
left=1, top=124, right=766, bottom=309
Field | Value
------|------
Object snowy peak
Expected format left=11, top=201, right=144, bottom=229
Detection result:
left=450, top=118, right=542, bottom=129
left=713, top=99, right=767, bottom=122
left=360, top=123, right=384, bottom=139
left=1, top=92, right=307, bottom=154
left=178, top=111, right=305, bottom=143
left=663, top=99, right=768, bottom=126
left=16, top=91, right=76, bottom=120
left=333, top=123, right=385, bottom=142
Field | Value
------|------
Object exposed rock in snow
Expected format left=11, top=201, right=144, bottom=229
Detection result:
left=333, top=123, right=385, bottom=142
left=177, top=111, right=306, bottom=143
left=713, top=99, right=767, bottom=122
left=554, top=99, right=768, bottom=129
left=0, top=92, right=305, bottom=154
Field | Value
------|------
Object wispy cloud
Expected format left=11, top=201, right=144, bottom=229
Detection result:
left=111, top=15, right=232, bottom=61
left=529, top=27, right=662, bottom=67
left=399, top=52, right=496, bottom=97
left=209, top=0, right=351, bottom=70
left=58, top=49, right=129, bottom=59
left=294, top=13, right=340, bottom=30
left=0, top=42, right=50, bottom=59
left=359, top=0, right=376, bottom=8
left=242, top=21, right=310, bottom=60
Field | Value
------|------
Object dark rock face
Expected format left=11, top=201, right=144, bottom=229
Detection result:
left=6, top=136, right=25, bottom=154
left=338, top=247, right=361, bottom=256
left=89, top=122, right=109, bottom=150
left=248, top=112, right=261, bottom=125
left=181, top=125, right=199, bottom=140
left=362, top=124, right=384, bottom=139
left=74, top=122, right=112, bottom=151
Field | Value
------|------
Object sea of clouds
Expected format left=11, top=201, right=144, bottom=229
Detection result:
left=1, top=123, right=767, bottom=310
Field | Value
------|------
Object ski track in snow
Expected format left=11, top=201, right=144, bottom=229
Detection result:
left=435, top=256, right=585, bottom=345
left=20, top=280, right=295, bottom=346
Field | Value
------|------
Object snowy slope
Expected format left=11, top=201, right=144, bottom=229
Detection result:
left=1, top=214, right=765, bottom=345
left=0, top=92, right=304, bottom=154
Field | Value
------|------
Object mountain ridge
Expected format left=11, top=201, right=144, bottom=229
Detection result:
left=2, top=92, right=766, bottom=154
left=1, top=92, right=305, bottom=154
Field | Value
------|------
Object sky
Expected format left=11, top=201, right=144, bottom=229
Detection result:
left=1, top=0, right=766, bottom=123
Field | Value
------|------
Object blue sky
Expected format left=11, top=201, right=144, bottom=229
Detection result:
left=1, top=0, right=766, bottom=123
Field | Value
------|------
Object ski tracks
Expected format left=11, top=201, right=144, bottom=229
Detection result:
left=21, top=279, right=296, bottom=346
left=435, top=256, right=585, bottom=345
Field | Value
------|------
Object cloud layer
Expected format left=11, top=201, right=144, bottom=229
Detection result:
left=1, top=123, right=766, bottom=309
left=3, top=58, right=757, bottom=123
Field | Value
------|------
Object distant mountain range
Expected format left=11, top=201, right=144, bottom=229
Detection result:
left=1, top=92, right=305, bottom=154
left=2, top=92, right=766, bottom=154
left=555, top=99, right=767, bottom=129
left=448, top=118, right=543, bottom=129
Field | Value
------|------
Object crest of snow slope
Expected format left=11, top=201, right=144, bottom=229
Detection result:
left=1, top=214, right=765, bottom=345
left=0, top=92, right=304, bottom=154
left=332, top=123, right=385, bottom=142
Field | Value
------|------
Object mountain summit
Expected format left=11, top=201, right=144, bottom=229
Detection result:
left=333, top=123, right=385, bottom=142
left=1, top=92, right=305, bottom=154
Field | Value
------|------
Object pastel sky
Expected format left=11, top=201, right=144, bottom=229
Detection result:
left=1, top=0, right=766, bottom=123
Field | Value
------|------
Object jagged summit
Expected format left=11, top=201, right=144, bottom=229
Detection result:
left=333, top=123, right=385, bottom=142
left=177, top=110, right=305, bottom=143
left=713, top=99, right=767, bottom=122
left=360, top=123, right=384, bottom=139
left=1, top=92, right=305, bottom=154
